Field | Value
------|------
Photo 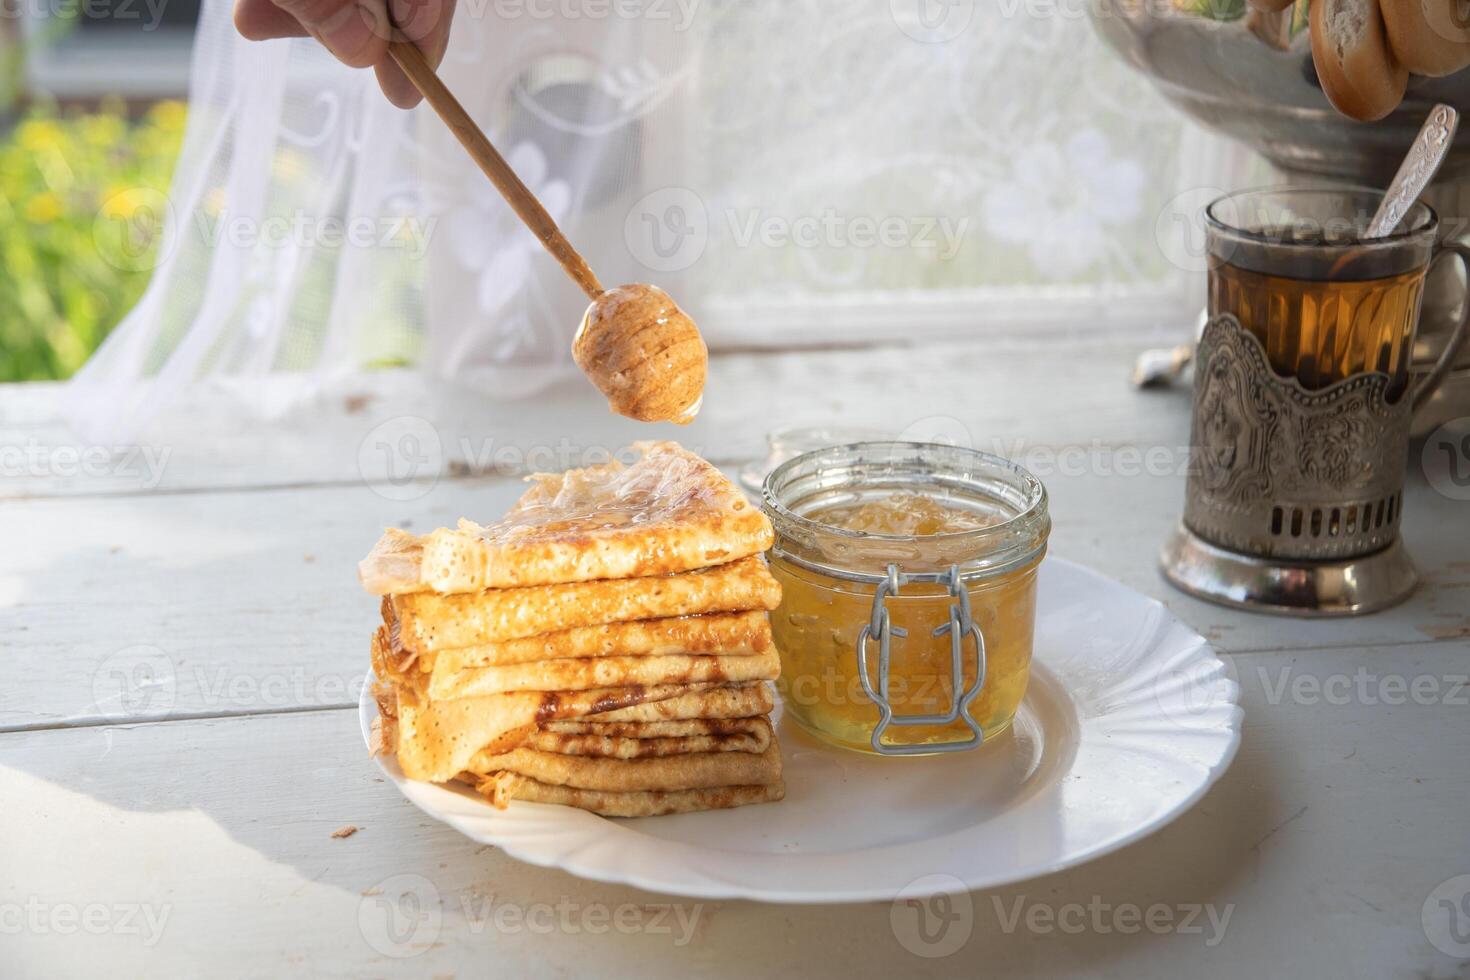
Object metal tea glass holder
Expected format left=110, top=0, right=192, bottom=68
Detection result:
left=1162, top=314, right=1422, bottom=616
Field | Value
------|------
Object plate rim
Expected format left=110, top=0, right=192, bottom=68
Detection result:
left=359, top=555, right=1243, bottom=904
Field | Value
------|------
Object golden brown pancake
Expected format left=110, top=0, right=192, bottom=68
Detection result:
left=519, top=717, right=773, bottom=759
left=584, top=682, right=775, bottom=722
left=467, top=742, right=783, bottom=793
left=388, top=556, right=781, bottom=652
left=428, top=648, right=780, bottom=700
left=472, top=773, right=785, bottom=816
left=538, top=717, right=769, bottom=739
left=359, top=442, right=770, bottom=595
left=430, top=610, right=772, bottom=669
left=391, top=681, right=721, bottom=782
left=361, top=441, right=786, bottom=817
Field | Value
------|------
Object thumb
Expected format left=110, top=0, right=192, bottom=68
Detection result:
left=270, top=0, right=390, bottom=68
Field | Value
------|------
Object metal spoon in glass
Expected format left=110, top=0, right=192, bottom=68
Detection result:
left=386, top=38, right=707, bottom=424
left=1365, top=103, right=1458, bottom=239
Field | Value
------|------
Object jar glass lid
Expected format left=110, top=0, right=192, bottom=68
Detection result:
left=760, top=442, right=1050, bottom=582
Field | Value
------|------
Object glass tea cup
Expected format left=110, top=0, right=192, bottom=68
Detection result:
left=1205, top=186, right=1468, bottom=407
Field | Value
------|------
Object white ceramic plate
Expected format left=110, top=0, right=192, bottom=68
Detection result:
left=360, top=557, right=1241, bottom=904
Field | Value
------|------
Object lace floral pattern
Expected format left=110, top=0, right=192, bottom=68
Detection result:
left=69, top=0, right=1237, bottom=440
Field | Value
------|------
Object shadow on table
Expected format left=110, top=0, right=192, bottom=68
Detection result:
left=0, top=442, right=1288, bottom=975
left=3, top=699, right=1278, bottom=976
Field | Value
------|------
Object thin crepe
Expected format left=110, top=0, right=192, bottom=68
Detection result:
left=390, top=681, right=719, bottom=782
left=371, top=626, right=423, bottom=693
left=389, top=556, right=781, bottom=652
left=472, top=773, right=786, bottom=816
left=538, top=717, right=769, bottom=738
left=359, top=442, right=773, bottom=595
left=520, top=717, right=773, bottom=759
left=429, top=610, right=772, bottom=671
left=586, top=682, right=775, bottom=722
left=467, top=742, right=783, bottom=792
left=429, top=647, right=781, bottom=699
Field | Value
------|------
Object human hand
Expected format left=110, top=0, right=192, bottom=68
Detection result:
left=233, top=0, right=456, bottom=108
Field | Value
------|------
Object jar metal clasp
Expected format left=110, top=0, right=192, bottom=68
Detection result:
left=856, top=563, right=987, bottom=755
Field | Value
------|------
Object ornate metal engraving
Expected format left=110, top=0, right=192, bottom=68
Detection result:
left=1184, top=315, right=1412, bottom=561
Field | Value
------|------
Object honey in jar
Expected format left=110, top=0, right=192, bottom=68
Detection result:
left=761, top=443, right=1050, bottom=755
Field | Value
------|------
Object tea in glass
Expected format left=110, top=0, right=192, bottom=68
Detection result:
left=1205, top=188, right=1436, bottom=400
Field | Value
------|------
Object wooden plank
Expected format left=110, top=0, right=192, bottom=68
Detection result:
left=2, top=639, right=1466, bottom=978
left=0, top=476, right=519, bottom=731
left=0, top=341, right=1191, bottom=498
left=4, top=456, right=1466, bottom=732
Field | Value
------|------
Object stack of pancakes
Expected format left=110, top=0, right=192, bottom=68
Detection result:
left=360, top=442, right=786, bottom=817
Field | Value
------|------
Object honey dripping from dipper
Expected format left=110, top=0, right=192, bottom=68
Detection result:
left=573, top=284, right=708, bottom=425
left=369, top=45, right=708, bottom=426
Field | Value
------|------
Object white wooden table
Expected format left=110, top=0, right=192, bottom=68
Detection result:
left=4, top=340, right=1468, bottom=978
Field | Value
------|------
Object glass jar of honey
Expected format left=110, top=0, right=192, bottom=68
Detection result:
left=760, top=442, right=1050, bottom=755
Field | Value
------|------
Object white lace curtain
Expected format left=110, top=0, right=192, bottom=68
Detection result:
left=68, top=0, right=1239, bottom=442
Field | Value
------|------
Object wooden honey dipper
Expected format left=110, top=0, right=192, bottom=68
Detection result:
left=388, top=39, right=707, bottom=424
